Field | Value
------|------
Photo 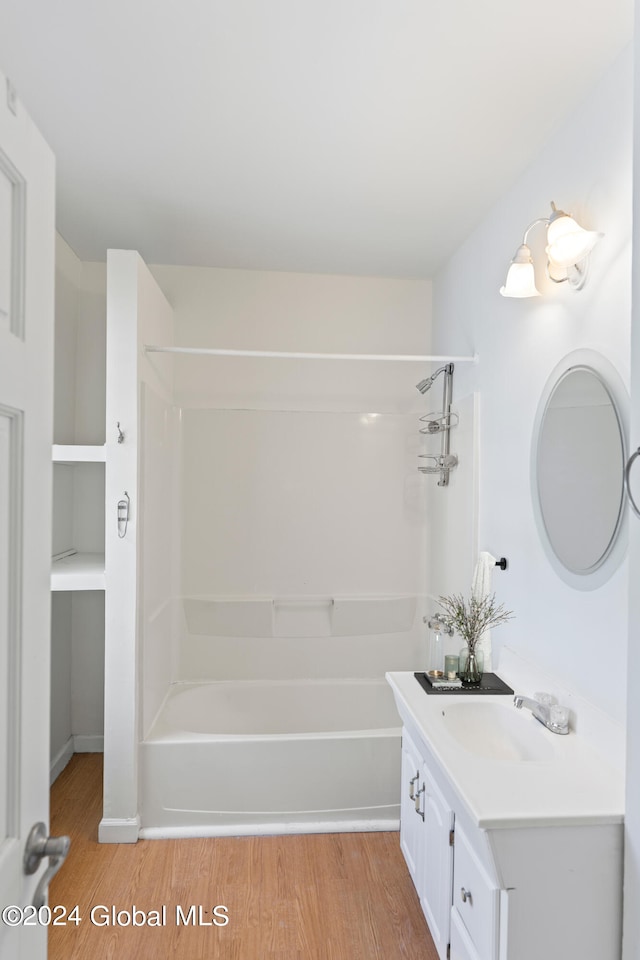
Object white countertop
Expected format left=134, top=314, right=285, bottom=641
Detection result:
left=386, top=670, right=625, bottom=830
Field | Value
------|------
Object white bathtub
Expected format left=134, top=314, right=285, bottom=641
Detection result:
left=139, top=679, right=402, bottom=838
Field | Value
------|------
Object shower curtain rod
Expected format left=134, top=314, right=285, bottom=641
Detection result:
left=144, top=345, right=478, bottom=363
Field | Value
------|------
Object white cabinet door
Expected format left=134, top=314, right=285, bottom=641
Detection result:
left=450, top=907, right=482, bottom=960
left=420, top=764, right=454, bottom=960
left=452, top=823, right=499, bottom=960
left=400, top=727, right=454, bottom=960
left=0, top=72, right=58, bottom=960
left=399, top=728, right=424, bottom=886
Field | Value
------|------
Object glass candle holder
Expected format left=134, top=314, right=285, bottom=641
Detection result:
left=427, top=630, right=445, bottom=677
left=444, top=654, right=459, bottom=679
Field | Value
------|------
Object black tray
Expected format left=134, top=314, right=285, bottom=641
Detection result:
left=414, top=671, right=514, bottom=696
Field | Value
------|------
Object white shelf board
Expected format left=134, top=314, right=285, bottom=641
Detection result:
left=51, top=552, right=106, bottom=591
left=52, top=444, right=106, bottom=463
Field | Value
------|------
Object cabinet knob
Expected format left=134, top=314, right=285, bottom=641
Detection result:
left=460, top=887, right=472, bottom=904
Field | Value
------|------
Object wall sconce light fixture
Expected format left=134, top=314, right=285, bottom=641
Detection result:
left=500, top=202, right=602, bottom=298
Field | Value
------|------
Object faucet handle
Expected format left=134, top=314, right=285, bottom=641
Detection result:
left=534, top=691, right=557, bottom=706
left=549, top=703, right=570, bottom=733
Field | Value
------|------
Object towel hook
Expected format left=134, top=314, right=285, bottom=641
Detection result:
left=117, top=492, right=130, bottom=539
left=495, top=557, right=508, bottom=571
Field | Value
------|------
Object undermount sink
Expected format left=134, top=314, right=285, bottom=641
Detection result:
left=440, top=700, right=556, bottom=762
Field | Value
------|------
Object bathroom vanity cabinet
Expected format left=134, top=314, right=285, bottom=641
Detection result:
left=401, top=725, right=499, bottom=960
left=389, top=671, right=624, bottom=960
left=401, top=727, right=454, bottom=959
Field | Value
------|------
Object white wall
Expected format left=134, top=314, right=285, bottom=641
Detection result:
left=180, top=408, right=423, bottom=598
left=53, top=237, right=81, bottom=443
left=623, top=10, right=640, bottom=958
left=53, top=239, right=105, bottom=445
left=50, top=593, right=72, bottom=764
left=101, top=252, right=177, bottom=839
left=430, top=47, right=632, bottom=723
left=151, top=265, right=432, bottom=414
left=75, top=261, right=106, bottom=443
left=70, top=591, right=104, bottom=747
left=138, top=296, right=178, bottom=739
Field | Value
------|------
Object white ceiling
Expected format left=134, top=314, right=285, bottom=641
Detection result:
left=0, top=0, right=633, bottom=277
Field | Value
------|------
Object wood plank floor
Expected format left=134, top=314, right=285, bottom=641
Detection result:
left=49, top=754, right=437, bottom=959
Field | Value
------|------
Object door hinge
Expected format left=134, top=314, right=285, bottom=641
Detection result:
left=449, top=828, right=455, bottom=846
left=446, top=944, right=451, bottom=959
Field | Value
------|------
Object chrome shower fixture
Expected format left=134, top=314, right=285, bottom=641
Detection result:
left=415, top=365, right=450, bottom=394
left=417, top=363, right=457, bottom=486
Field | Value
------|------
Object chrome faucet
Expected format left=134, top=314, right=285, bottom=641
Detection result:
left=513, top=693, right=570, bottom=735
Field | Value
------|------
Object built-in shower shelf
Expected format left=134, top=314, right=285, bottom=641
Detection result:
left=51, top=552, right=106, bottom=591
left=52, top=444, right=106, bottom=463
left=183, top=594, right=417, bottom=638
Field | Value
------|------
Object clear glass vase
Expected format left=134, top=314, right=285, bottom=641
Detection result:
left=459, top=645, right=484, bottom=686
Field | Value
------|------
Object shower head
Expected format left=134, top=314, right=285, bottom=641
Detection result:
left=415, top=365, right=450, bottom=394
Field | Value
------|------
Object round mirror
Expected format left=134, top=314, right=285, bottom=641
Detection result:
left=532, top=352, right=627, bottom=589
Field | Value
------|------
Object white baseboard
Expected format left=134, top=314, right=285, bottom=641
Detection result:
left=98, top=816, right=141, bottom=844
left=73, top=734, right=104, bottom=753
left=50, top=737, right=74, bottom=784
left=139, top=818, right=400, bottom=840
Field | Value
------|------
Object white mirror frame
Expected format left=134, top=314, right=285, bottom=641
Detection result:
left=531, top=348, right=629, bottom=591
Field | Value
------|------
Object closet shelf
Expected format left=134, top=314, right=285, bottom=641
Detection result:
left=144, top=345, right=478, bottom=363
left=51, top=552, right=106, bottom=591
left=52, top=444, right=106, bottom=464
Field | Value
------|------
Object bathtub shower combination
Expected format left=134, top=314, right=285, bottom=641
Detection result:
left=131, top=381, right=434, bottom=836
left=111, top=255, right=440, bottom=840
left=93, top=254, right=474, bottom=844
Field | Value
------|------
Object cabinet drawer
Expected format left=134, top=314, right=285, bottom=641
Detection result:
left=452, top=824, right=499, bottom=960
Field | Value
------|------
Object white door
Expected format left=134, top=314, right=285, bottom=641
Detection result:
left=0, top=73, right=61, bottom=959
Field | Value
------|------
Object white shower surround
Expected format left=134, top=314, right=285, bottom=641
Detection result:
left=139, top=678, right=402, bottom=838
left=122, top=260, right=434, bottom=840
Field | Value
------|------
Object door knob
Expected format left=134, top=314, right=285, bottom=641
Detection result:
left=23, top=822, right=71, bottom=909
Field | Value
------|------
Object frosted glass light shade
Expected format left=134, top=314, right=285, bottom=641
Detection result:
left=500, top=244, right=540, bottom=298
left=545, top=213, right=602, bottom=268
